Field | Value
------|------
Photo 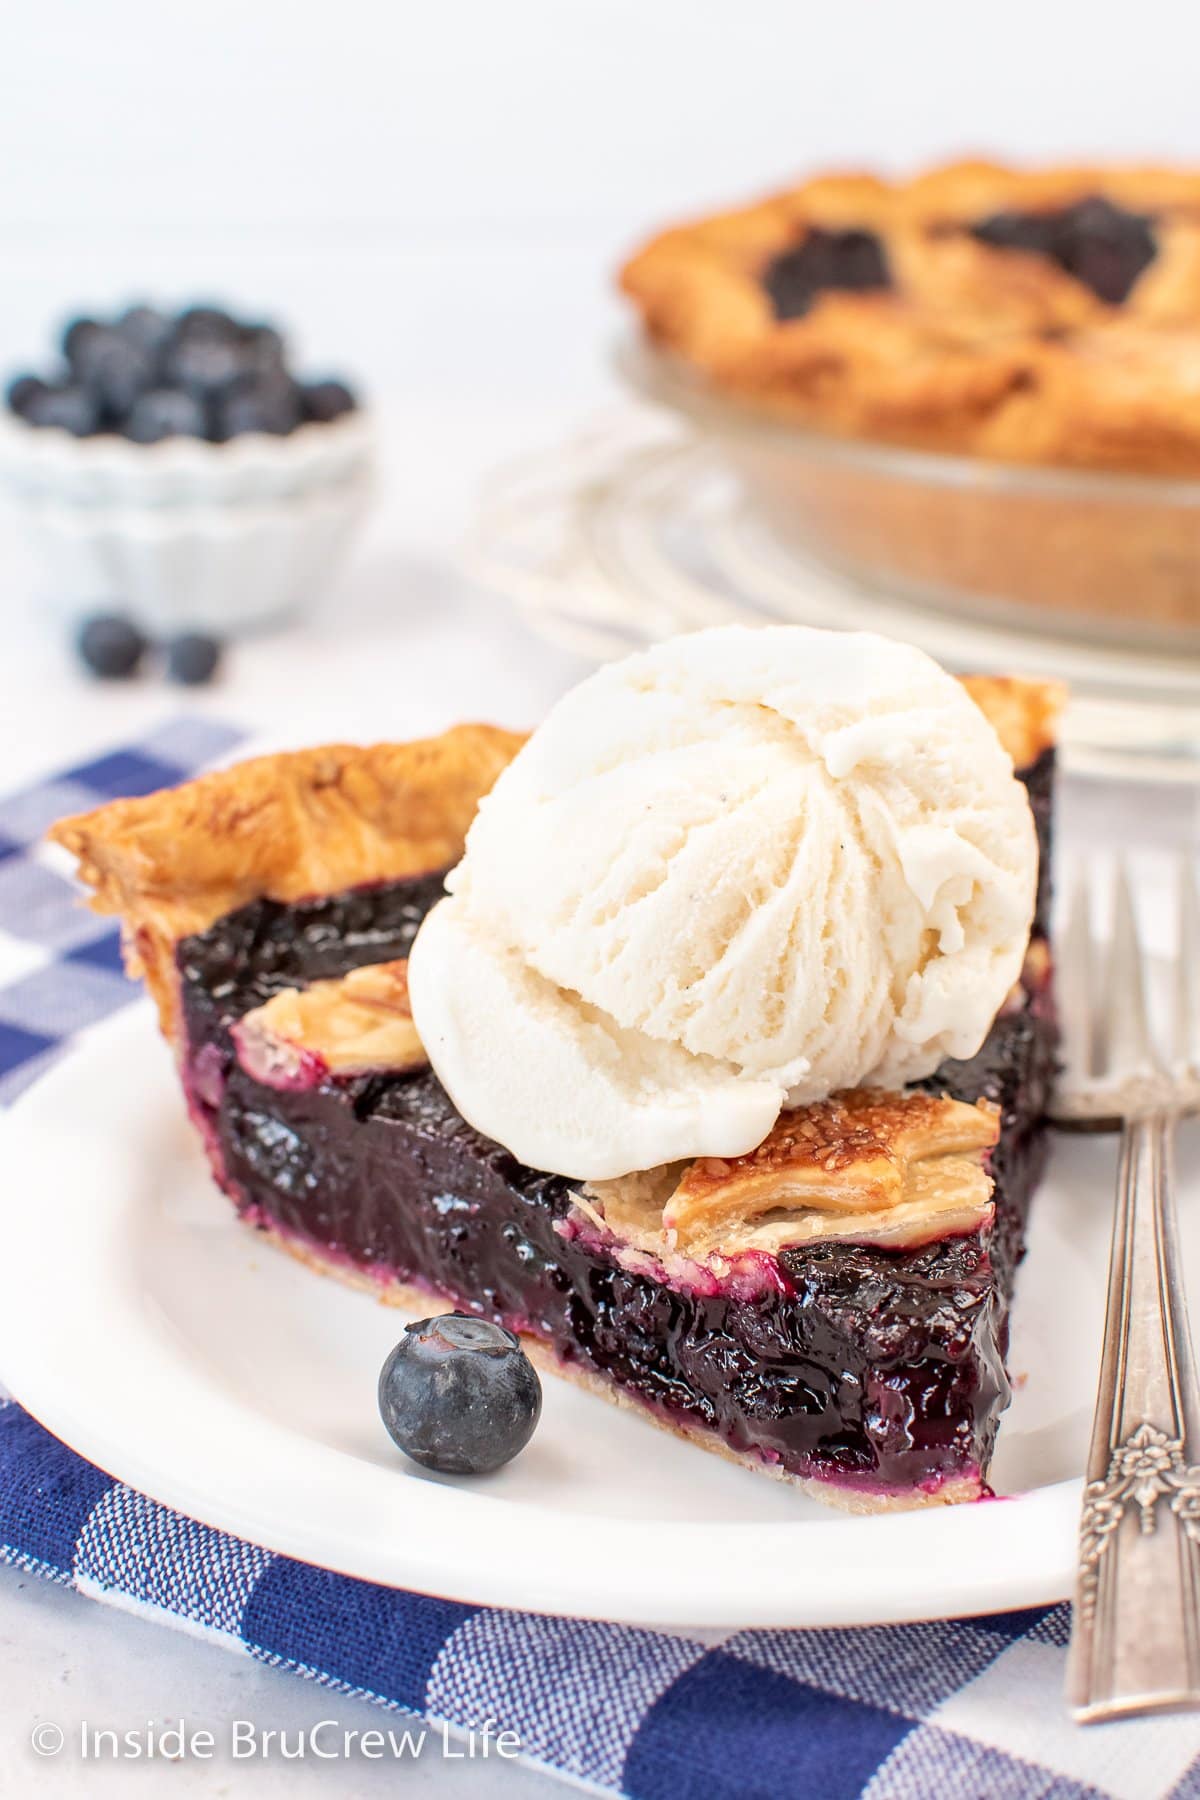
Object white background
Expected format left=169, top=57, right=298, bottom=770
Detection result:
left=4, top=0, right=1200, bottom=774
left=6, top=0, right=1200, bottom=500
left=1, top=5, right=1199, bottom=1794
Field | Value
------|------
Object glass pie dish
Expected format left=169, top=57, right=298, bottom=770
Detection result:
left=620, top=336, right=1200, bottom=651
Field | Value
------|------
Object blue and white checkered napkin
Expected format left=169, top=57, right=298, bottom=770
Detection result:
left=5, top=721, right=1200, bottom=1800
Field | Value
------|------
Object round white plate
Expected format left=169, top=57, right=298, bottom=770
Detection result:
left=2, top=1006, right=1198, bottom=1628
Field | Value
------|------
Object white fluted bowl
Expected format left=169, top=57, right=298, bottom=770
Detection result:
left=0, top=409, right=373, bottom=504
left=0, top=410, right=376, bottom=634
left=15, top=476, right=373, bottom=635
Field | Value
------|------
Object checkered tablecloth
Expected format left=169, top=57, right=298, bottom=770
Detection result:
left=3, top=721, right=1200, bottom=1800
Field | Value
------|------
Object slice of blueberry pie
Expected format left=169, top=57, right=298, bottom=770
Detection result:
left=51, top=627, right=1061, bottom=1512
left=621, top=159, right=1200, bottom=474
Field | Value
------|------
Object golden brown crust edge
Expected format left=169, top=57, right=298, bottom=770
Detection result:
left=620, top=158, right=1200, bottom=473
left=962, top=674, right=1064, bottom=770
left=47, top=724, right=525, bottom=1043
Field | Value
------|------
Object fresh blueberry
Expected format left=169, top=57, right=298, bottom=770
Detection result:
left=166, top=332, right=247, bottom=398
left=217, top=373, right=303, bottom=437
left=6, top=374, right=49, bottom=418
left=116, top=304, right=173, bottom=357
left=240, top=323, right=286, bottom=376
left=301, top=378, right=356, bottom=424
left=63, top=324, right=156, bottom=417
left=25, top=382, right=100, bottom=436
left=174, top=305, right=238, bottom=342
left=68, top=327, right=155, bottom=419
left=124, top=387, right=207, bottom=444
left=77, top=613, right=147, bottom=679
left=29, top=306, right=357, bottom=443
left=61, top=316, right=104, bottom=372
left=165, top=631, right=222, bottom=685
left=378, top=1313, right=542, bottom=1476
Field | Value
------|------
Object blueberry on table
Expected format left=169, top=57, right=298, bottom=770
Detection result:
left=166, top=632, right=222, bottom=686
left=77, top=613, right=147, bottom=679
left=379, top=1313, right=542, bottom=1476
left=25, top=383, right=100, bottom=437
left=124, top=387, right=207, bottom=444
left=301, top=379, right=356, bottom=424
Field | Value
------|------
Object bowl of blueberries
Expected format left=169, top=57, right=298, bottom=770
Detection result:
left=0, top=302, right=374, bottom=643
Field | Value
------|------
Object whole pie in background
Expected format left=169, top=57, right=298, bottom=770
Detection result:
left=621, top=160, right=1200, bottom=474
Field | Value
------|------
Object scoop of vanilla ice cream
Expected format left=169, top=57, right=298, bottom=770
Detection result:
left=407, top=626, right=1038, bottom=1180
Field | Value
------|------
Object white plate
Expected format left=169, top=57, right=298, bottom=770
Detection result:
left=2, top=1006, right=1198, bottom=1628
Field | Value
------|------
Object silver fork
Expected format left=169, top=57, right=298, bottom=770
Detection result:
left=1054, top=857, right=1200, bottom=1722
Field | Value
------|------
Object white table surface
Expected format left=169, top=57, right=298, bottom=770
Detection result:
left=1, top=364, right=1198, bottom=1797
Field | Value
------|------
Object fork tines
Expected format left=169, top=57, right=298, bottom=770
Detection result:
left=1051, top=855, right=1200, bottom=1125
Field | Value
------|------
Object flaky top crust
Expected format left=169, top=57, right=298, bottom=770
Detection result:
left=583, top=1089, right=1000, bottom=1261
left=960, top=675, right=1063, bottom=771
left=50, top=726, right=523, bottom=940
left=621, top=159, right=1200, bottom=473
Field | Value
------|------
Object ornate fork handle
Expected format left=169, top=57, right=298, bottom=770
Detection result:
left=1068, top=1111, right=1200, bottom=1721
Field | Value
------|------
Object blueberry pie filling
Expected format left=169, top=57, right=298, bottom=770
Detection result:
left=968, top=195, right=1158, bottom=306
left=51, top=676, right=1060, bottom=1513
left=762, top=228, right=892, bottom=321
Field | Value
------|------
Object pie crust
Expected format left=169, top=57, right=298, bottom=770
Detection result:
left=48, top=725, right=522, bottom=1043
left=233, top=960, right=424, bottom=1088
left=660, top=1090, right=996, bottom=1253
left=621, top=159, right=1200, bottom=474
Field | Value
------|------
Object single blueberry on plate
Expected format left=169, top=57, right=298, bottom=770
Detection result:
left=77, top=613, right=147, bottom=679
left=301, top=378, right=356, bottom=424
left=124, top=387, right=207, bottom=444
left=6, top=374, right=48, bottom=418
left=378, top=1313, right=542, bottom=1476
left=166, top=631, right=222, bottom=686
left=26, top=383, right=100, bottom=437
